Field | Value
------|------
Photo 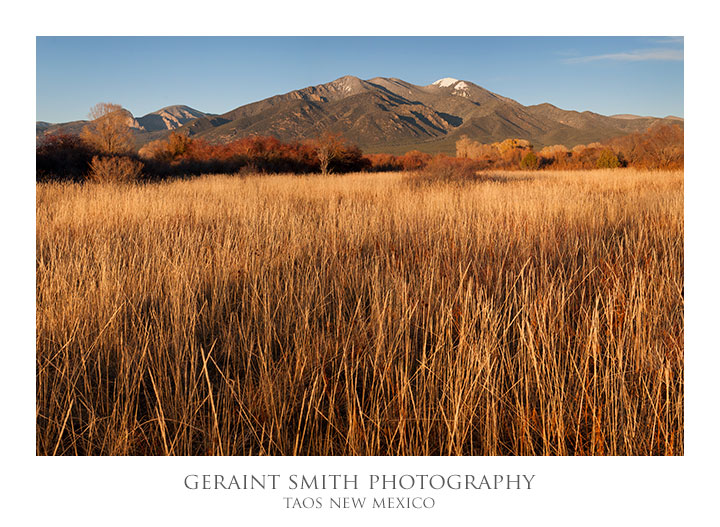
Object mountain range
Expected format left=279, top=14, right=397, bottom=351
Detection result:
left=36, top=76, right=683, bottom=154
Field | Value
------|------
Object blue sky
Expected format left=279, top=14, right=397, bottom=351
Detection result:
left=36, top=36, right=684, bottom=123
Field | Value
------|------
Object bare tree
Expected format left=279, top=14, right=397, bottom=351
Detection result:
left=81, top=102, right=134, bottom=155
left=455, top=135, right=472, bottom=158
left=81, top=103, right=142, bottom=183
left=315, top=132, right=344, bottom=175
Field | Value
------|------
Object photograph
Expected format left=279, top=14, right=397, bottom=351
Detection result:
left=35, top=35, right=684, bottom=457
left=9, top=0, right=720, bottom=522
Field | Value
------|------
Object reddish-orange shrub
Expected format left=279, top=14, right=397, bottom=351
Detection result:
left=606, top=124, right=683, bottom=169
left=398, top=150, right=433, bottom=171
left=137, top=133, right=369, bottom=177
left=365, top=153, right=402, bottom=171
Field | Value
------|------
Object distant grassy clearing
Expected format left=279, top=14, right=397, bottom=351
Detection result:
left=36, top=169, right=683, bottom=455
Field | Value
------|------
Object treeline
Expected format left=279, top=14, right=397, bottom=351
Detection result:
left=36, top=105, right=683, bottom=182
left=138, top=133, right=370, bottom=176
left=455, top=123, right=684, bottom=170
left=37, top=132, right=371, bottom=182
left=37, top=103, right=373, bottom=182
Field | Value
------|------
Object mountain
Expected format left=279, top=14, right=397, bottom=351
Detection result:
left=175, top=76, right=681, bottom=154
left=36, top=77, right=682, bottom=154
left=36, top=105, right=209, bottom=141
left=612, top=113, right=684, bottom=121
left=135, top=105, right=208, bottom=132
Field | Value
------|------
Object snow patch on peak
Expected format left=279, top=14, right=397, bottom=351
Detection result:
left=432, top=77, right=460, bottom=88
left=453, top=81, right=470, bottom=97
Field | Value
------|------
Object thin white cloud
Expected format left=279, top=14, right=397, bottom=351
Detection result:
left=650, top=36, right=684, bottom=44
left=564, top=48, right=683, bottom=64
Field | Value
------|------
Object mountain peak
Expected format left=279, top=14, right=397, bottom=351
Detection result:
left=329, top=75, right=367, bottom=94
left=136, top=105, right=207, bottom=132
left=431, top=77, right=461, bottom=88
left=156, top=104, right=194, bottom=113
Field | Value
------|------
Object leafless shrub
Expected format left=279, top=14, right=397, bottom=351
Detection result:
left=87, top=155, right=143, bottom=184
left=408, top=156, right=483, bottom=186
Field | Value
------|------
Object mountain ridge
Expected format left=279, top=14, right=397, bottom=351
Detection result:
left=36, top=76, right=683, bottom=154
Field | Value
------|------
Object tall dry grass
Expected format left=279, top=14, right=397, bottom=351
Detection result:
left=36, top=169, right=683, bottom=455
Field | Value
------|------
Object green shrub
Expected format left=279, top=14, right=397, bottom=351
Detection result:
left=596, top=150, right=621, bottom=169
left=519, top=151, right=539, bottom=170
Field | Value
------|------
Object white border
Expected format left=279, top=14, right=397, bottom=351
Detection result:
left=4, top=2, right=718, bottom=525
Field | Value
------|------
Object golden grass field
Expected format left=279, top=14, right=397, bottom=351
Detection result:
left=36, top=169, right=683, bottom=455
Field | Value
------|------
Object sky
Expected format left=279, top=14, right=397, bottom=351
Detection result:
left=36, top=36, right=684, bottom=123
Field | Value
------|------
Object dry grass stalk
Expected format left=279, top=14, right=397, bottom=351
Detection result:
left=36, top=169, right=684, bottom=455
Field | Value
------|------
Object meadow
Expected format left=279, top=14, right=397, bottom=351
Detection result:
left=36, top=168, right=684, bottom=455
